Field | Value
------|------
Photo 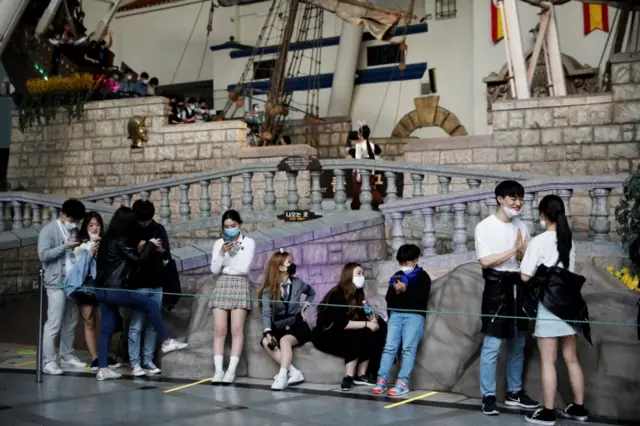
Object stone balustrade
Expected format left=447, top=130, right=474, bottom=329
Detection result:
left=79, top=158, right=536, bottom=223
left=0, top=192, right=115, bottom=238
left=379, top=175, right=628, bottom=256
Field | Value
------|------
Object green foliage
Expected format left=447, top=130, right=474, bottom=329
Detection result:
left=615, top=172, right=640, bottom=244
left=17, top=89, right=92, bottom=132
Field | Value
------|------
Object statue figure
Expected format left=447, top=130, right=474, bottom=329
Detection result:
left=127, top=116, right=148, bottom=149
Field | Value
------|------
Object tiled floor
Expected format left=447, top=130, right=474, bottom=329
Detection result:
left=0, top=367, right=623, bottom=426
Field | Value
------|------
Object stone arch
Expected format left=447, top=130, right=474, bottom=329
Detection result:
left=391, top=95, right=468, bottom=138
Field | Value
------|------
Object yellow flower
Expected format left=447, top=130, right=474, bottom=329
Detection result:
left=615, top=271, right=622, bottom=279
left=26, top=73, right=95, bottom=94
left=606, top=266, right=614, bottom=273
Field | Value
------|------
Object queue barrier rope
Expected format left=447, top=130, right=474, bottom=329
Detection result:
left=46, top=284, right=640, bottom=329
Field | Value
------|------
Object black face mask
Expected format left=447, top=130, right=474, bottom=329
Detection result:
left=287, top=263, right=297, bottom=276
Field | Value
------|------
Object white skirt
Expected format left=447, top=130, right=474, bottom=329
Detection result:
left=533, top=302, right=578, bottom=338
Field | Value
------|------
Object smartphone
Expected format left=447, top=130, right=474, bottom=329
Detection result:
left=223, top=234, right=233, bottom=243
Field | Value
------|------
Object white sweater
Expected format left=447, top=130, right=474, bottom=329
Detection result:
left=210, top=235, right=255, bottom=276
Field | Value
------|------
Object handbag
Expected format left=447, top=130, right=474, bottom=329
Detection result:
left=162, top=258, right=181, bottom=312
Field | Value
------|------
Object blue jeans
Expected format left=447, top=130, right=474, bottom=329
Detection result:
left=128, top=288, right=163, bottom=367
left=376, top=312, right=425, bottom=384
left=479, top=326, right=526, bottom=397
left=95, top=289, right=169, bottom=369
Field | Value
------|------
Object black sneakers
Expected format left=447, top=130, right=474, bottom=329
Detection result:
left=525, top=408, right=556, bottom=425
left=482, top=395, right=499, bottom=416
left=559, top=403, right=589, bottom=422
left=340, top=376, right=354, bottom=391
left=505, top=391, right=540, bottom=409
left=353, top=374, right=376, bottom=386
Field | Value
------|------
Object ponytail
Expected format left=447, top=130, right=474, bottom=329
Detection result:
left=555, top=212, right=572, bottom=268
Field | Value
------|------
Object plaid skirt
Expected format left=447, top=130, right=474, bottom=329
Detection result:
left=208, top=274, right=251, bottom=310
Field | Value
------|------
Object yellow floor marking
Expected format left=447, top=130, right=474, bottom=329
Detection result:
left=383, top=391, right=438, bottom=408
left=163, top=377, right=213, bottom=394
left=12, top=360, right=36, bottom=367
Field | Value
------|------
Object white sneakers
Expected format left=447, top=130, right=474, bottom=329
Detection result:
left=60, top=356, right=87, bottom=369
left=132, top=365, right=146, bottom=377
left=132, top=362, right=162, bottom=377
left=161, top=339, right=188, bottom=354
left=287, top=368, right=305, bottom=386
left=211, top=370, right=225, bottom=384
left=271, top=370, right=288, bottom=390
left=97, top=368, right=122, bottom=381
left=222, top=370, right=235, bottom=384
left=43, top=362, right=63, bottom=375
left=271, top=367, right=305, bottom=391
left=211, top=369, right=236, bottom=384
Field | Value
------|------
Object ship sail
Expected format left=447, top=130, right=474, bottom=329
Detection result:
left=302, top=0, right=410, bottom=41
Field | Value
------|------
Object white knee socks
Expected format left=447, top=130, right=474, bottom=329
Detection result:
left=214, top=355, right=223, bottom=373
left=228, top=356, right=240, bottom=373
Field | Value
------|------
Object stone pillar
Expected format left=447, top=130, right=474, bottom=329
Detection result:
left=327, top=23, right=363, bottom=116
left=0, top=0, right=30, bottom=56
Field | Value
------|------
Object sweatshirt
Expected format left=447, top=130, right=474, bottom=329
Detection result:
left=386, top=268, right=431, bottom=318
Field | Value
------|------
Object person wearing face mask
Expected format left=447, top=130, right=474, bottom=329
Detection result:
left=258, top=249, right=316, bottom=390
left=520, top=195, right=590, bottom=425
left=209, top=209, right=256, bottom=384
left=135, top=72, right=150, bottom=96
left=168, top=96, right=182, bottom=124
left=64, top=211, right=121, bottom=371
left=352, top=123, right=383, bottom=211
left=372, top=244, right=431, bottom=396
left=312, top=263, right=385, bottom=391
left=38, top=199, right=87, bottom=375
left=474, top=180, right=539, bottom=416
left=119, top=70, right=136, bottom=95
left=182, top=97, right=197, bottom=123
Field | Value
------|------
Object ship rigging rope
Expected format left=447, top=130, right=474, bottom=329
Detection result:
left=197, top=0, right=218, bottom=81
left=170, top=0, right=207, bottom=84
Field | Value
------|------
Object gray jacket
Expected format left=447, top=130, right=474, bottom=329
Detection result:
left=261, top=277, right=316, bottom=331
left=37, top=220, right=68, bottom=287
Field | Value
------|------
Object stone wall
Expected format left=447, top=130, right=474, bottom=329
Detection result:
left=288, top=116, right=351, bottom=158
left=0, top=245, right=39, bottom=300
left=7, top=97, right=318, bottom=221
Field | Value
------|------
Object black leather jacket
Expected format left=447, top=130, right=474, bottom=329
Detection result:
left=481, top=269, right=529, bottom=339
left=527, top=264, right=592, bottom=345
left=95, top=235, right=156, bottom=290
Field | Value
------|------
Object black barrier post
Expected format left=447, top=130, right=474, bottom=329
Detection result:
left=36, top=268, right=44, bottom=383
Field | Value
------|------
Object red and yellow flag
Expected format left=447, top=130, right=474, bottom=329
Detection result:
left=583, top=3, right=609, bottom=35
left=491, top=0, right=504, bottom=43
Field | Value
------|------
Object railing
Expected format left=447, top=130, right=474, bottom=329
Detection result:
left=0, top=192, right=115, bottom=232
left=79, top=159, right=539, bottom=224
left=379, top=175, right=628, bottom=255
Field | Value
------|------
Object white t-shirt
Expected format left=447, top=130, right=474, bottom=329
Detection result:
left=520, top=231, right=576, bottom=276
left=210, top=235, right=255, bottom=276
left=474, top=214, right=530, bottom=272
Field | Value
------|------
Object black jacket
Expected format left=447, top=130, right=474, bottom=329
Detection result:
left=481, top=269, right=529, bottom=339
left=95, top=235, right=156, bottom=290
left=526, top=264, right=592, bottom=345
left=386, top=269, right=431, bottom=317
left=129, top=222, right=171, bottom=290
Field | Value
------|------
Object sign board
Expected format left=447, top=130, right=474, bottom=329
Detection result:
left=277, top=210, right=322, bottom=222
left=319, top=170, right=404, bottom=199
left=277, top=156, right=322, bottom=172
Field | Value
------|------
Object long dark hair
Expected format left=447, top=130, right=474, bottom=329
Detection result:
left=104, top=207, right=140, bottom=243
left=78, top=211, right=105, bottom=241
left=318, top=263, right=364, bottom=319
left=539, top=194, right=572, bottom=268
left=221, top=209, right=243, bottom=229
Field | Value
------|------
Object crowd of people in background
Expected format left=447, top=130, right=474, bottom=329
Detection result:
left=168, top=96, right=217, bottom=125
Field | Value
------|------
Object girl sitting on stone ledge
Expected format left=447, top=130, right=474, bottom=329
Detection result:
left=258, top=249, right=316, bottom=390
left=312, top=263, right=387, bottom=391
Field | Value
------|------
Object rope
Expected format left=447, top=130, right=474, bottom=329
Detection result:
left=170, top=1, right=206, bottom=84
left=196, top=0, right=218, bottom=82
left=53, top=285, right=640, bottom=328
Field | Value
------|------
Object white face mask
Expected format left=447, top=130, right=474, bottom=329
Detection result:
left=400, top=266, right=415, bottom=274
left=64, top=221, right=77, bottom=231
left=353, top=276, right=365, bottom=289
left=89, top=232, right=100, bottom=241
left=142, top=79, right=148, bottom=84
left=503, top=206, right=520, bottom=219
left=539, top=219, right=546, bottom=228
